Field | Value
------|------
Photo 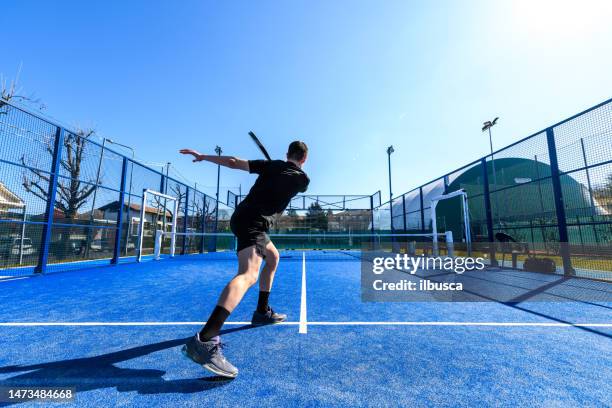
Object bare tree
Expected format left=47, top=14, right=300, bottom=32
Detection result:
left=1, top=66, right=45, bottom=113
left=594, top=174, right=612, bottom=200
left=145, top=183, right=187, bottom=234
left=163, top=184, right=218, bottom=232
left=193, top=195, right=216, bottom=232
left=21, top=129, right=98, bottom=220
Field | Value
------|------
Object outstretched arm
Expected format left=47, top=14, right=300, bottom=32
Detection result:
left=179, top=149, right=249, bottom=171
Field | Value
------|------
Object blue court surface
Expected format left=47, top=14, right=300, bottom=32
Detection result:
left=0, top=253, right=610, bottom=407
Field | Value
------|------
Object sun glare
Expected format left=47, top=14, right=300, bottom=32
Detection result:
left=509, top=0, right=612, bottom=40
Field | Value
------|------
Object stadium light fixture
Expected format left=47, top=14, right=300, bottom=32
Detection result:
left=482, top=117, right=500, bottom=225
left=482, top=117, right=499, bottom=155
left=387, top=145, right=394, bottom=231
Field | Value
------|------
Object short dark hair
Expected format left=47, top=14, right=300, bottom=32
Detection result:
left=287, top=141, right=308, bottom=161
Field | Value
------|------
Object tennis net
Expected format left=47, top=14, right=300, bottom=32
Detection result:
left=151, top=231, right=456, bottom=261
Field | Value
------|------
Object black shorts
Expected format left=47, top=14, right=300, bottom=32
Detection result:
left=230, top=211, right=271, bottom=258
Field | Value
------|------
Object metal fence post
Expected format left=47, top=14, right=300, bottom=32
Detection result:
left=370, top=195, right=375, bottom=233
left=200, top=196, right=207, bottom=254
left=112, top=157, right=128, bottom=264
left=419, top=187, right=425, bottom=232
left=580, top=138, right=599, bottom=244
left=158, top=173, right=167, bottom=234
left=35, top=127, right=64, bottom=273
left=546, top=128, right=574, bottom=275
left=401, top=194, right=407, bottom=232
left=481, top=158, right=497, bottom=266
left=182, top=187, right=190, bottom=255
left=159, top=173, right=165, bottom=194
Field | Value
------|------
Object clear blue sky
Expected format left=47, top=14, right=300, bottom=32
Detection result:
left=2, top=0, right=611, bottom=201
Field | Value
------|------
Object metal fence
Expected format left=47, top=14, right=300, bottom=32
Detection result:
left=2, top=96, right=610, bottom=280
left=0, top=99, right=229, bottom=276
left=380, top=97, right=612, bottom=280
left=231, top=192, right=381, bottom=234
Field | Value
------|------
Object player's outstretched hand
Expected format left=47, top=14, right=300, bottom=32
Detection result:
left=180, top=149, right=204, bottom=162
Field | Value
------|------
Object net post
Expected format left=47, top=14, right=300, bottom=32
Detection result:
left=407, top=240, right=416, bottom=256
left=431, top=200, right=439, bottom=256
left=461, top=192, right=472, bottom=256
left=445, top=231, right=454, bottom=257
left=170, top=199, right=178, bottom=257
left=154, top=230, right=163, bottom=260
left=369, top=194, right=374, bottom=233
left=181, top=187, right=190, bottom=255
left=137, top=189, right=147, bottom=262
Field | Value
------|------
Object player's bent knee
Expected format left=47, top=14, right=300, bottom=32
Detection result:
left=265, top=247, right=280, bottom=266
left=267, top=253, right=279, bottom=268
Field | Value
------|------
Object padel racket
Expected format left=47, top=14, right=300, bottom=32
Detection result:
left=249, top=131, right=272, bottom=161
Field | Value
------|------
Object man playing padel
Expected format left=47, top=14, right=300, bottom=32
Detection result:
left=178, top=141, right=309, bottom=378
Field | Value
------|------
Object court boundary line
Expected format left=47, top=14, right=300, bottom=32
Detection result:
left=299, top=252, right=307, bottom=334
left=1, top=321, right=610, bottom=327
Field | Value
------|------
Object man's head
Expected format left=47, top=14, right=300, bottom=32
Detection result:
left=287, top=141, right=308, bottom=166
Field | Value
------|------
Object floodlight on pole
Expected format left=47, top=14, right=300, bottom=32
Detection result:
left=387, top=145, right=394, bottom=232
left=482, top=117, right=500, bottom=225
left=482, top=117, right=499, bottom=155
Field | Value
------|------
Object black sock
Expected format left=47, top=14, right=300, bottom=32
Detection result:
left=257, top=291, right=270, bottom=313
left=199, top=306, right=230, bottom=341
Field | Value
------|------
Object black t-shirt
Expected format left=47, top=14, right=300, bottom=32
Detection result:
left=236, top=160, right=309, bottom=219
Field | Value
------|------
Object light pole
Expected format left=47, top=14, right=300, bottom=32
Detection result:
left=482, top=117, right=499, bottom=225
left=107, top=139, right=135, bottom=256
left=214, top=146, right=222, bottom=233
left=386, top=145, right=394, bottom=232
left=165, top=162, right=171, bottom=181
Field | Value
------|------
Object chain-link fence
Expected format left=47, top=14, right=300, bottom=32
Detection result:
left=0, top=99, right=228, bottom=276
left=3, top=97, right=610, bottom=280
left=232, top=193, right=381, bottom=234
left=379, top=97, right=612, bottom=281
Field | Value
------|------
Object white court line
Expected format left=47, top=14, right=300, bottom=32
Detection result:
left=0, top=322, right=262, bottom=327
left=299, top=252, right=308, bottom=334
left=307, top=322, right=612, bottom=327
left=0, top=322, right=610, bottom=327
left=0, top=276, right=29, bottom=282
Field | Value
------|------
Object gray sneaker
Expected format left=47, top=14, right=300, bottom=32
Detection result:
left=251, top=306, right=287, bottom=325
left=182, top=335, right=238, bottom=378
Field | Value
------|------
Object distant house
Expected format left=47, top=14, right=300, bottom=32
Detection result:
left=272, top=213, right=306, bottom=233
left=98, top=201, right=173, bottom=236
left=268, top=209, right=372, bottom=233
left=0, top=182, right=26, bottom=220
left=326, top=210, right=371, bottom=232
left=0, top=182, right=28, bottom=243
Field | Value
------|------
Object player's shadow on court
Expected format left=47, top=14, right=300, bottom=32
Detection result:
left=0, top=324, right=258, bottom=405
